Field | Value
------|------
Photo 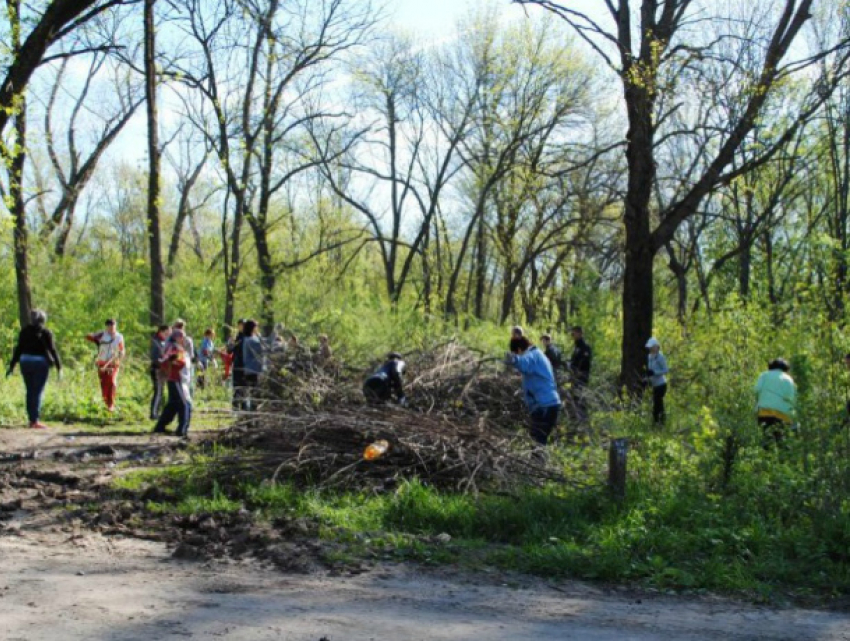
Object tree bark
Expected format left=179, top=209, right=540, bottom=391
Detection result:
left=8, top=0, right=32, bottom=328
left=144, top=0, right=164, bottom=326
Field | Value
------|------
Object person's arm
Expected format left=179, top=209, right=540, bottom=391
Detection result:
left=118, top=336, right=126, bottom=361
left=44, top=330, right=61, bottom=371
left=510, top=350, right=536, bottom=374
left=653, top=354, right=669, bottom=376
left=85, top=331, right=101, bottom=344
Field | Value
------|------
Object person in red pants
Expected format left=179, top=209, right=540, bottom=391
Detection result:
left=85, top=319, right=125, bottom=412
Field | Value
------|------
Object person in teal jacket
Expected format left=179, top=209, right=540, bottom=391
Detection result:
left=507, top=336, right=561, bottom=445
left=755, top=358, right=796, bottom=448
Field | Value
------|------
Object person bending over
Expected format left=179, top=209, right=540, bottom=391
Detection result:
left=363, top=352, right=407, bottom=406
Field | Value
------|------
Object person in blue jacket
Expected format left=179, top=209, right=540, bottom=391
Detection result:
left=507, top=336, right=562, bottom=445
left=363, top=352, right=407, bottom=406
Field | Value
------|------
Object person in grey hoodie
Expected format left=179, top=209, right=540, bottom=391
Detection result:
left=645, top=337, right=669, bottom=425
left=238, top=319, right=265, bottom=411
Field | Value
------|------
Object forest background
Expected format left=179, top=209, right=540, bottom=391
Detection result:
left=2, top=0, right=850, bottom=598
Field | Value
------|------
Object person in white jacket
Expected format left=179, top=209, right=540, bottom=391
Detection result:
left=645, top=337, right=669, bottom=425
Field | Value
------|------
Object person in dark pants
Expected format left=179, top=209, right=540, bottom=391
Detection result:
left=153, top=329, right=192, bottom=437
left=149, top=324, right=170, bottom=419
left=645, top=337, right=669, bottom=425
left=567, top=326, right=592, bottom=423
left=507, top=336, right=561, bottom=446
left=7, top=309, right=62, bottom=429
left=363, top=353, right=407, bottom=405
left=239, top=319, right=264, bottom=411
left=755, top=358, right=796, bottom=449
left=228, top=319, right=246, bottom=411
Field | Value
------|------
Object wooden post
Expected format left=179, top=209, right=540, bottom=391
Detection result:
left=608, top=438, right=628, bottom=501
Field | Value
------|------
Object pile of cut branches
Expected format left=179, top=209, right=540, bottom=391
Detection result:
left=217, top=406, right=564, bottom=493
left=213, top=340, right=573, bottom=493
left=256, top=340, right=528, bottom=429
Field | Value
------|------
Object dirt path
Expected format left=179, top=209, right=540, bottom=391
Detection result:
left=1, top=427, right=849, bottom=641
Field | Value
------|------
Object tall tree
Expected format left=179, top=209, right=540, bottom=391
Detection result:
left=5, top=0, right=32, bottom=327
left=144, top=0, right=164, bottom=325
left=516, top=0, right=849, bottom=391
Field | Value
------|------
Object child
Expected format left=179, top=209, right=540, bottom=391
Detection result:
left=197, top=328, right=216, bottom=389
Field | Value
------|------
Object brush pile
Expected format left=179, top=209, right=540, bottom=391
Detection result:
left=217, top=340, right=570, bottom=493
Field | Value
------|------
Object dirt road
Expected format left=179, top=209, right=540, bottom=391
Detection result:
left=1, top=427, right=849, bottom=641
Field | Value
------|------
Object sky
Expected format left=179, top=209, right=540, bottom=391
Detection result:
left=389, top=0, right=528, bottom=37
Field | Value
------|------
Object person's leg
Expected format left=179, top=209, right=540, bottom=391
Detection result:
left=153, top=382, right=179, bottom=433
left=97, top=365, right=110, bottom=407
left=32, top=360, right=49, bottom=425
left=231, top=370, right=245, bottom=411
left=653, top=384, right=667, bottom=425
left=107, top=365, right=120, bottom=410
left=150, top=368, right=164, bottom=420
left=363, top=377, right=387, bottom=404
left=20, top=358, right=49, bottom=425
left=175, top=384, right=192, bottom=437
left=529, top=406, right=558, bottom=445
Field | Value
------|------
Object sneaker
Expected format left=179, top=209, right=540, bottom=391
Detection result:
left=29, top=422, right=46, bottom=430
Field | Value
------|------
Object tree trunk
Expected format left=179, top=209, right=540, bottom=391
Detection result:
left=738, top=243, right=752, bottom=300
left=620, top=75, right=656, bottom=394
left=11, top=94, right=32, bottom=328
left=8, top=0, right=31, bottom=328
left=144, top=0, right=164, bottom=326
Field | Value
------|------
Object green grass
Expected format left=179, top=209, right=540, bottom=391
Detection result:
left=0, top=363, right=231, bottom=428
left=114, top=425, right=850, bottom=602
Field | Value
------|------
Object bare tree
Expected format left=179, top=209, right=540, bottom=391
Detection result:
left=516, top=0, right=850, bottom=391
left=37, top=53, right=143, bottom=256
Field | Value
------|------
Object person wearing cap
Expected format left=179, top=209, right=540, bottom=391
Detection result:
left=7, top=309, right=62, bottom=429
left=85, top=319, right=125, bottom=412
left=645, top=337, right=668, bottom=425
left=363, top=352, right=407, bottom=405
left=153, top=329, right=192, bottom=437
left=755, top=358, right=796, bottom=448
left=507, top=336, right=562, bottom=445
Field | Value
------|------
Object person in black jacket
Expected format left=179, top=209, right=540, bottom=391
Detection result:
left=567, top=325, right=592, bottom=423
left=363, top=352, right=407, bottom=405
left=7, top=309, right=62, bottom=429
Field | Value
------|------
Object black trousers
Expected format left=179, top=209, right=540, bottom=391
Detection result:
left=150, top=367, right=165, bottom=420
left=153, top=381, right=192, bottom=436
left=652, top=383, right=667, bottom=424
left=529, top=405, right=560, bottom=445
left=363, top=376, right=391, bottom=403
left=759, top=416, right=788, bottom=449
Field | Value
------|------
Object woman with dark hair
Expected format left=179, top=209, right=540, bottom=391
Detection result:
left=507, top=336, right=561, bottom=446
left=7, top=309, right=62, bottom=429
left=755, top=358, right=796, bottom=448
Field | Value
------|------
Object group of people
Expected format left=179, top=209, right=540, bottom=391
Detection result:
left=0, top=307, right=809, bottom=451
left=359, top=326, right=668, bottom=448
